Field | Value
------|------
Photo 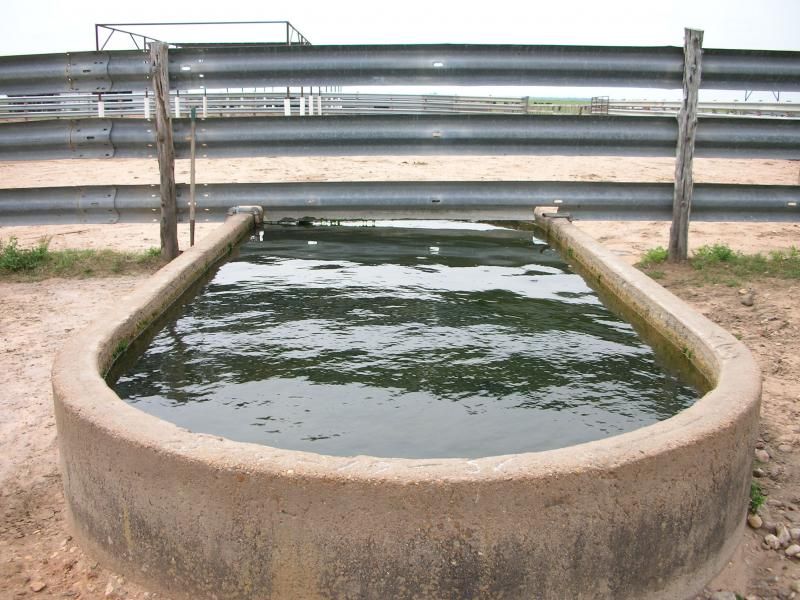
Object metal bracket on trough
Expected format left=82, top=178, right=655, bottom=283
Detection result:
left=539, top=210, right=574, bottom=222
left=227, top=205, right=264, bottom=225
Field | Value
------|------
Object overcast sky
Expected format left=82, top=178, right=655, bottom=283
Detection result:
left=2, top=0, right=798, bottom=101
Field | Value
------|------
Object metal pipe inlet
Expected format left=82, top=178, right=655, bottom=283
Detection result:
left=52, top=210, right=761, bottom=600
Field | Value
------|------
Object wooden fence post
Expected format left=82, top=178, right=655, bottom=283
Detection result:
left=150, top=42, right=179, bottom=261
left=668, top=28, right=704, bottom=263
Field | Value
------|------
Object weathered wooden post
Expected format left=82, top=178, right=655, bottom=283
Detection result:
left=150, top=41, right=179, bottom=260
left=668, top=28, right=704, bottom=263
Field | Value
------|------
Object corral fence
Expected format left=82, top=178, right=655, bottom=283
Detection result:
left=2, top=91, right=799, bottom=121
left=0, top=36, right=797, bottom=242
left=0, top=91, right=533, bottom=120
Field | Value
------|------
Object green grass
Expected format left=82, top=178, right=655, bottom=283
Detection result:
left=639, top=246, right=668, bottom=267
left=692, top=243, right=735, bottom=265
left=690, top=244, right=800, bottom=284
left=111, top=339, right=129, bottom=362
left=638, top=243, right=800, bottom=285
left=0, top=237, right=50, bottom=271
left=750, top=481, right=765, bottom=514
left=0, top=237, right=163, bottom=280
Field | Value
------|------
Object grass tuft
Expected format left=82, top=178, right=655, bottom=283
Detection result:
left=750, top=481, right=765, bottom=514
left=0, top=237, right=164, bottom=280
left=691, top=243, right=736, bottom=267
left=639, top=246, right=668, bottom=267
left=638, top=243, right=800, bottom=286
left=0, top=237, right=50, bottom=272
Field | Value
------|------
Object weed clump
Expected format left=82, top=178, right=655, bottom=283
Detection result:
left=692, top=243, right=736, bottom=268
left=0, top=237, right=164, bottom=280
left=639, top=246, right=668, bottom=267
left=0, top=237, right=50, bottom=272
left=638, top=243, right=800, bottom=285
left=750, top=481, right=765, bottom=514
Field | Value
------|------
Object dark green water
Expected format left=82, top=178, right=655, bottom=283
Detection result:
left=111, top=223, right=697, bottom=459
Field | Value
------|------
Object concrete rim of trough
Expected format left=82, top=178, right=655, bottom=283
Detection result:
left=51, top=208, right=762, bottom=599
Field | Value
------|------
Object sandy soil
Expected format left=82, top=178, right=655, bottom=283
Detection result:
left=0, top=156, right=798, bottom=599
left=0, top=155, right=798, bottom=188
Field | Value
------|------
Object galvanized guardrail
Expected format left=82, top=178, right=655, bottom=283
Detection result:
left=0, top=42, right=798, bottom=227
left=0, top=182, right=796, bottom=224
left=1, top=44, right=799, bottom=95
left=1, top=115, right=797, bottom=161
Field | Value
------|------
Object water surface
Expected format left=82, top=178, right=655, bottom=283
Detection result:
left=112, top=224, right=697, bottom=458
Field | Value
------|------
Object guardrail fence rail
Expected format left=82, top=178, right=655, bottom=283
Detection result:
left=0, top=32, right=797, bottom=252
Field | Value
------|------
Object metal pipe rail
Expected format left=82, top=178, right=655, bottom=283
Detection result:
left=0, top=92, right=533, bottom=120
left=0, top=115, right=797, bottom=161
left=1, top=44, right=798, bottom=95
left=608, top=110, right=800, bottom=120
left=610, top=100, right=800, bottom=116
left=5, top=91, right=800, bottom=121
left=0, top=181, right=796, bottom=225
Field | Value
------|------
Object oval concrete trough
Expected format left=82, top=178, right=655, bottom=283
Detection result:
left=52, top=210, right=761, bottom=600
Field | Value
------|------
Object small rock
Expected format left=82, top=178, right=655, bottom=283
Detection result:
left=790, top=528, right=800, bottom=541
left=792, top=580, right=800, bottom=593
left=753, top=467, right=766, bottom=477
left=775, top=525, right=792, bottom=547
left=765, top=533, right=781, bottom=549
left=30, top=581, right=46, bottom=592
left=105, top=577, right=124, bottom=598
left=740, top=291, right=755, bottom=306
left=710, top=592, right=738, bottom=600
left=755, top=449, right=771, bottom=462
left=778, top=525, right=792, bottom=546
left=749, top=514, right=764, bottom=529
left=62, top=557, right=77, bottom=571
left=785, top=544, right=800, bottom=557
left=779, top=444, right=792, bottom=452
left=756, top=441, right=766, bottom=449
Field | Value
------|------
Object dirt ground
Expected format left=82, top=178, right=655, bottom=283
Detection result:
left=0, top=155, right=798, bottom=599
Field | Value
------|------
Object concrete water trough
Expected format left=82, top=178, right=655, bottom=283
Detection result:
left=52, top=207, right=761, bottom=599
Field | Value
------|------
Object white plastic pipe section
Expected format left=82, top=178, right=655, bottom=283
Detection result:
left=283, top=94, right=323, bottom=117
left=138, top=91, right=324, bottom=121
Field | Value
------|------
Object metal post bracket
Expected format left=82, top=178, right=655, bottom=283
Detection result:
left=68, top=119, right=114, bottom=159
left=76, top=186, right=119, bottom=223
left=66, top=52, right=111, bottom=92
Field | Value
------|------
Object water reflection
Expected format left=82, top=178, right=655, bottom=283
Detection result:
left=113, top=224, right=697, bottom=458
